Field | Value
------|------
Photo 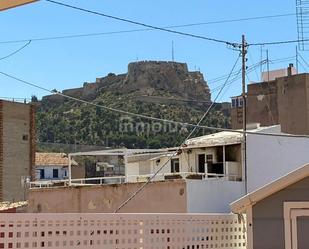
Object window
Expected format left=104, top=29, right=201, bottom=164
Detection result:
left=198, top=154, right=205, bottom=173
left=53, top=169, right=59, bottom=178
left=231, top=98, right=238, bottom=108
left=22, top=134, right=29, bottom=141
left=238, top=97, right=244, bottom=107
left=171, top=159, right=180, bottom=173
left=40, top=169, right=45, bottom=179
left=231, top=97, right=244, bottom=108
left=206, top=154, right=213, bottom=164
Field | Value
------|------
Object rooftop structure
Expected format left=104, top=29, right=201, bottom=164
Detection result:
left=231, top=69, right=309, bottom=135
left=35, top=152, right=78, bottom=182
left=29, top=125, right=309, bottom=213
left=0, top=100, right=35, bottom=202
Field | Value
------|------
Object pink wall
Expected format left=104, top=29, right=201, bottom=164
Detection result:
left=28, top=180, right=187, bottom=213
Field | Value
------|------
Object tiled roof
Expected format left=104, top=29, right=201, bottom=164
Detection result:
left=0, top=201, right=28, bottom=211
left=35, top=152, right=78, bottom=167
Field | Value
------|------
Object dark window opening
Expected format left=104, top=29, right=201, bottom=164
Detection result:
left=53, top=169, right=59, bottom=178
left=40, top=169, right=45, bottom=179
left=198, top=154, right=205, bottom=173
left=171, top=159, right=180, bottom=173
left=231, top=97, right=244, bottom=108
left=238, top=97, right=244, bottom=107
left=207, top=162, right=224, bottom=176
left=231, top=98, right=238, bottom=108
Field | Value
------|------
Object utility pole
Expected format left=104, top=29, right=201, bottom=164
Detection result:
left=241, top=35, right=248, bottom=194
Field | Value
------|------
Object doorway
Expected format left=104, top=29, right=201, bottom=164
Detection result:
left=198, top=154, right=205, bottom=173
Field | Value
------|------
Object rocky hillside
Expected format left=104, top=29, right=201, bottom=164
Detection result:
left=36, top=61, right=230, bottom=150
left=44, top=61, right=211, bottom=103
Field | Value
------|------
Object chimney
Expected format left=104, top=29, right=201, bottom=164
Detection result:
left=287, top=63, right=293, bottom=76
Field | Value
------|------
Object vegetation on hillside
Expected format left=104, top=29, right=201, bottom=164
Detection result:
left=36, top=91, right=230, bottom=149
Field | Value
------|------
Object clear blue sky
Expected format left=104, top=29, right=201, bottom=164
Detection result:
left=0, top=0, right=303, bottom=101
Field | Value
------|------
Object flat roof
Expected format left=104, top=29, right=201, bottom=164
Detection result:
left=69, top=148, right=172, bottom=157
left=184, top=125, right=281, bottom=148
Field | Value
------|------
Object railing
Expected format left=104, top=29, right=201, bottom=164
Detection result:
left=126, top=172, right=239, bottom=182
left=0, top=213, right=246, bottom=249
left=29, top=176, right=126, bottom=189
left=30, top=172, right=240, bottom=189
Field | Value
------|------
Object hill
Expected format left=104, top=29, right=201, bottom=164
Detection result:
left=36, top=61, right=231, bottom=150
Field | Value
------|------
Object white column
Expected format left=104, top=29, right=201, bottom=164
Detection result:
left=223, top=145, right=226, bottom=175
left=68, top=154, right=72, bottom=186
left=124, top=149, right=128, bottom=183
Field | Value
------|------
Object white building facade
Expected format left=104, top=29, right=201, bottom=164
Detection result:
left=35, top=153, right=74, bottom=181
left=124, top=125, right=309, bottom=212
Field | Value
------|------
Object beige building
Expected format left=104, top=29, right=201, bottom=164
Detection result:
left=231, top=67, right=309, bottom=135
left=0, top=100, right=35, bottom=201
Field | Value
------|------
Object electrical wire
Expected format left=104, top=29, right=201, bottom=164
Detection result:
left=49, top=0, right=309, bottom=50
left=114, top=53, right=241, bottom=213
left=0, top=70, right=308, bottom=138
left=248, top=50, right=260, bottom=81
left=249, top=38, right=309, bottom=47
left=210, top=60, right=267, bottom=93
left=0, top=1, right=302, bottom=48
left=0, top=13, right=295, bottom=45
left=45, top=0, right=239, bottom=47
left=248, top=64, right=275, bottom=124
left=208, top=60, right=267, bottom=86
left=270, top=56, right=296, bottom=63
left=298, top=59, right=307, bottom=72
left=298, top=52, right=309, bottom=69
left=0, top=40, right=31, bottom=60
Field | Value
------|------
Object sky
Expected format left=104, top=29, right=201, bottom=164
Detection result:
left=0, top=0, right=304, bottom=102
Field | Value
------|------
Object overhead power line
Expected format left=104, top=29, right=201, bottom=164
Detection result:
left=0, top=40, right=31, bottom=60
left=298, top=52, right=309, bottom=69
left=0, top=70, right=309, bottom=139
left=46, top=0, right=309, bottom=48
left=0, top=13, right=295, bottom=45
left=210, top=60, right=268, bottom=93
left=208, top=59, right=267, bottom=85
left=45, top=0, right=239, bottom=47
left=248, top=38, right=309, bottom=47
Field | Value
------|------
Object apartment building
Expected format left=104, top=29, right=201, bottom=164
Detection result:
left=0, top=100, right=35, bottom=201
left=231, top=65, right=309, bottom=135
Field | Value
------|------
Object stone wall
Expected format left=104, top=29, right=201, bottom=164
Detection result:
left=42, top=61, right=211, bottom=104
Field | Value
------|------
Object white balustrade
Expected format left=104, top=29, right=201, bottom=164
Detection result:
left=0, top=213, right=246, bottom=249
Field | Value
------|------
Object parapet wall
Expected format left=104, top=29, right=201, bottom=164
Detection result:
left=27, top=180, right=187, bottom=213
